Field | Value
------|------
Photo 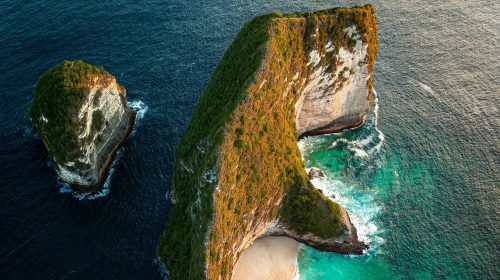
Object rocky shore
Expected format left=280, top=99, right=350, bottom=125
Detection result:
left=263, top=210, right=368, bottom=256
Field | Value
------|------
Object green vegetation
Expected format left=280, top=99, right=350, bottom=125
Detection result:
left=282, top=178, right=344, bottom=238
left=30, top=60, right=109, bottom=163
left=92, top=110, right=104, bottom=130
left=93, top=90, right=102, bottom=106
left=157, top=5, right=377, bottom=280
left=157, top=14, right=271, bottom=280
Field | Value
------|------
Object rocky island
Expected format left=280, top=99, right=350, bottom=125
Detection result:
left=157, top=5, right=377, bottom=279
left=30, top=60, right=135, bottom=189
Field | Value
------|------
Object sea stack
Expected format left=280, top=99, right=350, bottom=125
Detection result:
left=157, top=5, right=377, bottom=280
left=30, top=60, right=135, bottom=189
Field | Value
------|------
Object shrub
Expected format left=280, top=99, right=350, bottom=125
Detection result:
left=271, top=10, right=283, bottom=17
left=234, top=138, right=248, bottom=149
left=92, top=110, right=104, bottom=130
left=30, top=60, right=109, bottom=163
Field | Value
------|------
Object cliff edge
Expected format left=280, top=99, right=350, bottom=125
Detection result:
left=31, top=60, right=135, bottom=189
left=157, top=5, right=377, bottom=280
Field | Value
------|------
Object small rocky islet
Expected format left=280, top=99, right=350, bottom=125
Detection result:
left=30, top=60, right=135, bottom=190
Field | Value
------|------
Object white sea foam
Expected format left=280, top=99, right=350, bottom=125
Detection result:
left=324, top=90, right=385, bottom=159
left=292, top=268, right=301, bottom=280
left=367, top=90, right=385, bottom=156
left=59, top=148, right=124, bottom=200
left=351, top=134, right=374, bottom=148
left=129, top=100, right=149, bottom=136
left=298, top=89, right=386, bottom=255
left=349, top=147, right=369, bottom=158
left=313, top=176, right=383, bottom=253
left=329, top=138, right=348, bottom=148
left=292, top=245, right=302, bottom=280
left=415, top=80, right=435, bottom=94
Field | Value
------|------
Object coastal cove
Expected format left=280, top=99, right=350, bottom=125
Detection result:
left=0, top=1, right=498, bottom=280
left=232, top=90, right=384, bottom=280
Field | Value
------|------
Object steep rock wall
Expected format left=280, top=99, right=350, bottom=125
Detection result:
left=31, top=60, right=134, bottom=188
left=58, top=75, right=133, bottom=187
left=296, top=26, right=372, bottom=137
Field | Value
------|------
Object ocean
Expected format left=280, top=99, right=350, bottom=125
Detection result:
left=0, top=0, right=498, bottom=279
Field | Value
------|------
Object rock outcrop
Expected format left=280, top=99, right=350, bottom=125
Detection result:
left=157, top=5, right=377, bottom=280
left=263, top=207, right=366, bottom=254
left=295, top=25, right=373, bottom=137
left=308, top=167, right=326, bottom=179
left=31, top=60, right=135, bottom=189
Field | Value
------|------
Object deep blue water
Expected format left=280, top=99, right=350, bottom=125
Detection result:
left=0, top=0, right=498, bottom=279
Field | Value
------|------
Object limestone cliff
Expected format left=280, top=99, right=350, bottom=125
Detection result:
left=31, top=60, right=135, bottom=188
left=296, top=25, right=374, bottom=137
left=157, top=5, right=377, bottom=280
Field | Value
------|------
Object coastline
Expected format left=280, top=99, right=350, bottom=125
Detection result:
left=232, top=236, right=299, bottom=280
left=231, top=104, right=374, bottom=280
left=298, top=114, right=366, bottom=140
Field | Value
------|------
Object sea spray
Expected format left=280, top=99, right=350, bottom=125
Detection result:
left=322, top=90, right=385, bottom=159
left=296, top=90, right=389, bottom=279
left=298, top=88, right=386, bottom=252
left=368, top=90, right=385, bottom=156
left=308, top=176, right=383, bottom=249
left=58, top=100, right=148, bottom=200
left=129, top=100, right=149, bottom=136
left=58, top=148, right=124, bottom=200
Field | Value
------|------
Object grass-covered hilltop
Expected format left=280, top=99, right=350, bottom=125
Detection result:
left=157, top=5, right=378, bottom=280
left=31, top=60, right=134, bottom=188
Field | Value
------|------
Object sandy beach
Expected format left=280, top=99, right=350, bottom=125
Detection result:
left=232, top=236, right=299, bottom=280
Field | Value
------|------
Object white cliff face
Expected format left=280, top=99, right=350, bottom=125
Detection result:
left=57, top=76, right=133, bottom=187
left=295, top=26, right=371, bottom=137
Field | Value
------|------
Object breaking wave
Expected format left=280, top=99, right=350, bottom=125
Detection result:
left=327, top=90, right=385, bottom=158
left=58, top=147, right=124, bottom=200
left=307, top=176, right=383, bottom=251
left=128, top=100, right=149, bottom=136
left=298, top=89, right=386, bottom=255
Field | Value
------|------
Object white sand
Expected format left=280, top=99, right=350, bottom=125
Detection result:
left=232, top=236, right=299, bottom=280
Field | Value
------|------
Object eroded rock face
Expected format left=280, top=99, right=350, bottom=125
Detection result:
left=296, top=26, right=371, bottom=138
left=60, top=76, right=133, bottom=187
left=31, top=60, right=134, bottom=188
left=264, top=206, right=367, bottom=255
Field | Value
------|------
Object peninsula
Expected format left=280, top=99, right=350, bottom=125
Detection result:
left=157, top=5, right=378, bottom=279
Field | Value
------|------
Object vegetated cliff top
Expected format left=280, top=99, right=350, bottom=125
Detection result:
left=30, top=60, right=124, bottom=164
left=157, top=4, right=377, bottom=280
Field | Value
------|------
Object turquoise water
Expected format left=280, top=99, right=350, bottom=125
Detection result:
left=294, top=1, right=499, bottom=278
left=298, top=89, right=491, bottom=279
left=298, top=93, right=398, bottom=279
left=1, top=0, right=498, bottom=279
